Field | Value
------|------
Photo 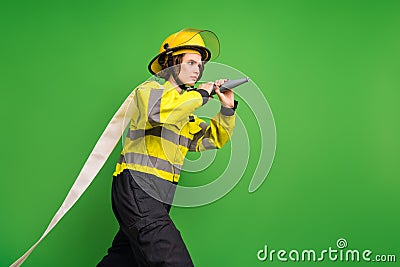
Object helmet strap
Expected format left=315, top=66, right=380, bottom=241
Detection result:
left=164, top=43, right=192, bottom=91
left=166, top=52, right=189, bottom=91
left=171, top=69, right=189, bottom=91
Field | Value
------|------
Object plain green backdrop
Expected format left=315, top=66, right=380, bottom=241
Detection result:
left=1, top=0, right=399, bottom=266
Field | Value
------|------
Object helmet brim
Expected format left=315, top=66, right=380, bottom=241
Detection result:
left=148, top=45, right=211, bottom=75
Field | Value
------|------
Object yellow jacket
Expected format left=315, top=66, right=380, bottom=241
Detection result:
left=114, top=81, right=236, bottom=183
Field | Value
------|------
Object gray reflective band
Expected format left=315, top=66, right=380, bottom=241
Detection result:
left=127, top=126, right=192, bottom=147
left=189, top=126, right=207, bottom=151
left=124, top=152, right=182, bottom=174
left=204, top=128, right=211, bottom=139
left=187, top=121, right=208, bottom=151
left=148, top=89, right=163, bottom=125
left=189, top=133, right=201, bottom=151
left=134, top=90, right=142, bottom=124
left=202, top=138, right=217, bottom=150
left=199, top=122, right=208, bottom=131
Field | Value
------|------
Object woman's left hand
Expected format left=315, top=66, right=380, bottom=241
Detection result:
left=214, top=79, right=234, bottom=108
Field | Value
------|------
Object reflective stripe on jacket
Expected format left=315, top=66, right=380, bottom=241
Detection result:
left=113, top=81, right=236, bottom=182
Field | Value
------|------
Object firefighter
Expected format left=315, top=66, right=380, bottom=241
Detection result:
left=97, top=28, right=237, bottom=266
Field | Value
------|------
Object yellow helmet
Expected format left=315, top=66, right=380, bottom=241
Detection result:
left=148, top=28, right=220, bottom=75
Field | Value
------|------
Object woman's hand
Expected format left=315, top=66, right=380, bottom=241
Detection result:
left=198, top=82, right=214, bottom=96
left=214, top=79, right=234, bottom=108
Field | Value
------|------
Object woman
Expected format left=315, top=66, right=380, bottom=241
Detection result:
left=97, top=28, right=237, bottom=267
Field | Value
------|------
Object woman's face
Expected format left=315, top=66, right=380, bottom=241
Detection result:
left=177, top=53, right=203, bottom=87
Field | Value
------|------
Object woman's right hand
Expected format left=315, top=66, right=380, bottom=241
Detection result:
left=198, top=82, right=214, bottom=96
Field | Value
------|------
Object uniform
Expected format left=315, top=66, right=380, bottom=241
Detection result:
left=98, top=80, right=236, bottom=266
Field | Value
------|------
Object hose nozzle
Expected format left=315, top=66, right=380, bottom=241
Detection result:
left=210, top=77, right=250, bottom=95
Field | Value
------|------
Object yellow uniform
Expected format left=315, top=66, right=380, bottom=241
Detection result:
left=113, top=80, right=236, bottom=183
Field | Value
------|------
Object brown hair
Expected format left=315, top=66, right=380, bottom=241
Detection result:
left=156, top=54, right=204, bottom=83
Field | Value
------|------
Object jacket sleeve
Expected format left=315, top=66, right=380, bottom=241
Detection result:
left=136, top=82, right=210, bottom=125
left=189, top=104, right=237, bottom=152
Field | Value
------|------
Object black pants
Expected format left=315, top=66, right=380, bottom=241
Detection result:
left=97, top=170, right=194, bottom=267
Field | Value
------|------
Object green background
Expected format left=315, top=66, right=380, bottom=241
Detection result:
left=1, top=0, right=399, bottom=266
